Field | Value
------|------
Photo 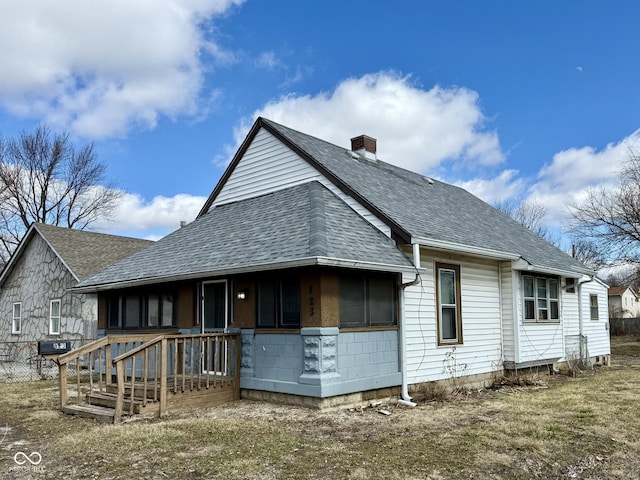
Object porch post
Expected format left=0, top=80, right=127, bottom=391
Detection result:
left=298, top=327, right=341, bottom=385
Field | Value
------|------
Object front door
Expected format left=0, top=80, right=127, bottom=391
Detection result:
left=201, top=281, right=228, bottom=332
left=201, top=281, right=228, bottom=374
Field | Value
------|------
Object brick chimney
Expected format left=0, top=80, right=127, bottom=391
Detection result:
left=350, top=135, right=377, bottom=161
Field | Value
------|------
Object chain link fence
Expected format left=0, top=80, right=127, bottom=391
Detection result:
left=0, top=338, right=96, bottom=383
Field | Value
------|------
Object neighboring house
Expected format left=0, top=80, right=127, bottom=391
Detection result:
left=74, top=118, right=611, bottom=407
left=608, top=286, right=640, bottom=318
left=0, top=223, right=153, bottom=363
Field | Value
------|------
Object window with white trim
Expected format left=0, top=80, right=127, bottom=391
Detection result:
left=523, top=275, right=559, bottom=322
left=49, top=299, right=61, bottom=335
left=436, top=263, right=463, bottom=345
left=590, top=294, right=599, bottom=320
left=12, top=302, right=21, bottom=334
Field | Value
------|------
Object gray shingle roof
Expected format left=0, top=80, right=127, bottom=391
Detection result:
left=0, top=223, right=154, bottom=287
left=34, top=223, right=154, bottom=281
left=260, top=118, right=592, bottom=275
left=77, top=182, right=413, bottom=289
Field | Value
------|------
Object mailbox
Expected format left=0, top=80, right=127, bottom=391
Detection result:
left=38, top=341, right=71, bottom=355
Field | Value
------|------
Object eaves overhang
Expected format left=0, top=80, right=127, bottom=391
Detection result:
left=414, top=236, right=595, bottom=278
left=412, top=236, right=521, bottom=261
left=511, top=258, right=595, bottom=278
left=72, top=256, right=417, bottom=293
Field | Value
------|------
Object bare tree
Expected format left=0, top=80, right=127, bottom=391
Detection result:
left=0, top=126, right=122, bottom=261
left=569, top=237, right=606, bottom=270
left=494, top=197, right=553, bottom=241
left=569, top=147, right=640, bottom=264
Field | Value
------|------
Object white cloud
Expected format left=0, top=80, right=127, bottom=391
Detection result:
left=225, top=71, right=504, bottom=172
left=455, top=169, right=526, bottom=204
left=255, top=51, right=281, bottom=70
left=527, top=130, right=640, bottom=227
left=93, top=191, right=206, bottom=237
left=0, top=0, right=243, bottom=138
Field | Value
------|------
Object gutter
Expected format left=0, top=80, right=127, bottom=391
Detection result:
left=397, top=243, right=422, bottom=408
left=72, top=256, right=416, bottom=293
left=412, top=236, right=521, bottom=261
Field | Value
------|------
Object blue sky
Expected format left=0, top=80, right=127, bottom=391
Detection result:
left=0, top=1, right=638, bottom=242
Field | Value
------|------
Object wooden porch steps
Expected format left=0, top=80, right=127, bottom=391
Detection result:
left=57, top=333, right=241, bottom=423
left=62, top=404, right=116, bottom=423
left=87, top=392, right=144, bottom=414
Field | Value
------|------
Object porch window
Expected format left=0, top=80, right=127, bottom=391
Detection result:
left=436, top=263, right=462, bottom=345
left=590, top=294, right=599, bottom=320
left=49, top=299, right=61, bottom=335
left=12, top=302, right=21, bottom=334
left=257, top=277, right=300, bottom=329
left=339, top=273, right=397, bottom=328
left=523, top=275, right=559, bottom=322
left=107, top=292, right=176, bottom=329
left=147, top=294, right=175, bottom=327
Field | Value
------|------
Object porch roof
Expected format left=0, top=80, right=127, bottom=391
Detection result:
left=75, top=182, right=414, bottom=291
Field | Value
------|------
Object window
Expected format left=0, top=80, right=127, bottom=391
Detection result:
left=339, top=273, right=397, bottom=328
left=523, top=275, right=559, bottom=322
left=590, top=294, right=599, bottom=320
left=436, top=263, right=462, bottom=345
left=257, top=277, right=300, bottom=329
left=49, top=299, right=61, bottom=335
left=565, top=278, right=576, bottom=294
left=107, top=292, right=176, bottom=329
left=12, top=302, right=21, bottom=334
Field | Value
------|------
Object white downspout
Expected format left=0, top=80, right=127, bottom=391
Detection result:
left=398, top=243, right=421, bottom=407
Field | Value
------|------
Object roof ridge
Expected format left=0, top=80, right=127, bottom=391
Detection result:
left=260, top=117, right=440, bottom=187
left=33, top=222, right=153, bottom=243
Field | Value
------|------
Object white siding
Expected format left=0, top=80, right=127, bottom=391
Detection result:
left=403, top=249, right=503, bottom=384
left=509, top=273, right=611, bottom=364
left=580, top=279, right=611, bottom=357
left=513, top=273, right=565, bottom=363
left=211, top=128, right=391, bottom=236
left=500, top=261, right=515, bottom=362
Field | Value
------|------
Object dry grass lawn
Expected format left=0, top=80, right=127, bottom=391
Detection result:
left=1, top=336, right=640, bottom=479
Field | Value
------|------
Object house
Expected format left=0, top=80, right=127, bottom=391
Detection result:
left=68, top=117, right=611, bottom=414
left=608, top=286, right=640, bottom=318
left=0, top=223, right=153, bottom=365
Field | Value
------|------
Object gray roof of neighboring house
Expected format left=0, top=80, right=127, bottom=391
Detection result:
left=76, top=182, right=413, bottom=290
left=248, top=118, right=591, bottom=276
left=0, top=223, right=154, bottom=286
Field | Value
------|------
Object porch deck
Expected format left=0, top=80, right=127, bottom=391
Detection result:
left=57, top=333, right=240, bottom=423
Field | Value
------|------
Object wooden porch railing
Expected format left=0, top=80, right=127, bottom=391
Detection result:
left=112, top=333, right=240, bottom=422
left=56, top=332, right=241, bottom=422
left=57, top=334, right=159, bottom=411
